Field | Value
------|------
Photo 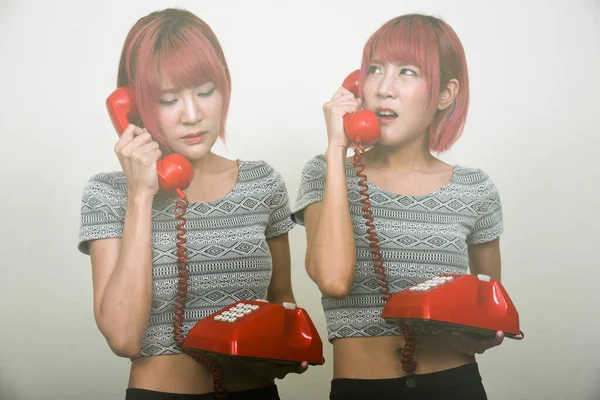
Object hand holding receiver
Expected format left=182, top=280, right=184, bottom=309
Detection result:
left=106, top=87, right=194, bottom=199
left=113, top=124, right=161, bottom=197
left=322, top=87, right=360, bottom=150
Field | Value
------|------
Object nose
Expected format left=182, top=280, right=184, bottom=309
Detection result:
left=376, top=72, right=397, bottom=99
left=180, top=94, right=203, bottom=125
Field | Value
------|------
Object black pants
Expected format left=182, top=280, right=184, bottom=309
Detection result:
left=125, top=384, right=279, bottom=400
left=330, top=363, right=487, bottom=400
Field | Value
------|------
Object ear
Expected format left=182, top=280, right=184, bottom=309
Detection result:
left=437, top=79, right=459, bottom=111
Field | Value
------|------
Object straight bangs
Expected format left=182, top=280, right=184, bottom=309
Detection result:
left=360, top=15, right=441, bottom=120
left=153, top=27, right=227, bottom=95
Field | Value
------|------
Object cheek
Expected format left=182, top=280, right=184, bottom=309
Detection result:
left=407, top=84, right=431, bottom=111
left=362, top=82, right=376, bottom=101
left=208, top=96, right=224, bottom=126
left=155, top=108, right=179, bottom=137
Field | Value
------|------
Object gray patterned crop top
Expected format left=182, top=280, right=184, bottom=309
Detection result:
left=291, top=154, right=503, bottom=341
left=78, top=160, right=295, bottom=357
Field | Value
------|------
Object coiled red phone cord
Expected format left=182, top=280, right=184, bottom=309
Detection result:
left=172, top=195, right=229, bottom=399
left=352, top=140, right=417, bottom=375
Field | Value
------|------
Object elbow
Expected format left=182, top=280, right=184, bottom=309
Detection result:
left=306, top=254, right=354, bottom=299
left=96, top=316, right=142, bottom=358
left=319, top=280, right=351, bottom=299
left=106, top=336, right=142, bottom=358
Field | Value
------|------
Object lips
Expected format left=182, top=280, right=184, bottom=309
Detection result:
left=375, top=107, right=398, bottom=118
left=183, top=131, right=206, bottom=139
left=182, top=131, right=207, bottom=144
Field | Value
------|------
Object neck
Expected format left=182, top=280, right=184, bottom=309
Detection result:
left=190, top=151, right=220, bottom=174
left=367, top=133, right=434, bottom=171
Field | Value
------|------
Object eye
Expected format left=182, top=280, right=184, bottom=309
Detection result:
left=159, top=99, right=177, bottom=106
left=367, top=65, right=382, bottom=75
left=400, top=68, right=417, bottom=76
left=198, top=87, right=216, bottom=97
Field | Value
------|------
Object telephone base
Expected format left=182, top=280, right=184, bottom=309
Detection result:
left=184, top=349, right=324, bottom=366
left=182, top=300, right=325, bottom=366
left=385, top=318, right=524, bottom=340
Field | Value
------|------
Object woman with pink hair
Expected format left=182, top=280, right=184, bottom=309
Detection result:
left=77, top=8, right=306, bottom=400
left=293, top=13, right=505, bottom=399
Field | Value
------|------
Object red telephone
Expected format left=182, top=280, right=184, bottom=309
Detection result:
left=339, top=70, right=524, bottom=375
left=106, top=87, right=194, bottom=200
left=382, top=274, right=524, bottom=338
left=183, top=299, right=325, bottom=366
left=383, top=274, right=524, bottom=373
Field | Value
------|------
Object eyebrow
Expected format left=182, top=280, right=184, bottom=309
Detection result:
left=160, top=87, right=179, bottom=94
left=370, top=59, right=417, bottom=68
left=159, top=81, right=215, bottom=94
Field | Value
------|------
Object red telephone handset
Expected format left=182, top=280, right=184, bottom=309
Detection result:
left=106, top=87, right=195, bottom=199
left=341, top=69, right=381, bottom=146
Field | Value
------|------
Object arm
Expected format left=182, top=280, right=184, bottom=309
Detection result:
left=300, top=87, right=362, bottom=298
left=248, top=233, right=308, bottom=378
left=84, top=126, right=161, bottom=358
left=468, top=238, right=501, bottom=281
left=303, top=148, right=356, bottom=298
left=444, top=237, right=504, bottom=355
left=440, top=238, right=504, bottom=355
left=452, top=178, right=505, bottom=354
left=89, top=194, right=154, bottom=358
left=266, top=233, right=295, bottom=304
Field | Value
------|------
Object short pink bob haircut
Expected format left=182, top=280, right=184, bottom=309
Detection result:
left=358, top=14, right=469, bottom=153
left=117, top=8, right=231, bottom=148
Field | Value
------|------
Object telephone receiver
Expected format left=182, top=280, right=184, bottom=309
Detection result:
left=106, top=87, right=194, bottom=199
left=183, top=300, right=325, bottom=366
left=341, top=69, right=381, bottom=146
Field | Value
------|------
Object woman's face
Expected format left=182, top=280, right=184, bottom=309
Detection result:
left=155, top=78, right=223, bottom=160
left=362, top=61, right=436, bottom=147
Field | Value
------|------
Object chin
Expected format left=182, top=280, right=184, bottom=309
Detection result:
left=376, top=131, right=405, bottom=147
left=182, top=147, right=213, bottom=162
left=169, top=139, right=217, bottom=160
left=378, top=127, right=424, bottom=148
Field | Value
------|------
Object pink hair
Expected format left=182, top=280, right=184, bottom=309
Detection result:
left=117, top=8, right=231, bottom=148
left=359, top=14, right=469, bottom=153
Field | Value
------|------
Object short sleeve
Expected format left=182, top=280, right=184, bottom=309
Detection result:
left=291, top=155, right=327, bottom=226
left=265, top=169, right=295, bottom=239
left=467, top=175, right=504, bottom=244
left=78, top=172, right=128, bottom=255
